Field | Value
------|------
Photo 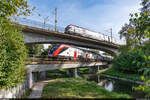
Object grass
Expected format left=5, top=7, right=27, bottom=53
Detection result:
left=78, top=68, right=89, bottom=79
left=46, top=69, right=69, bottom=79
left=144, top=88, right=150, bottom=97
left=47, top=69, right=67, bottom=75
left=99, top=68, right=143, bottom=82
left=46, top=68, right=90, bottom=79
left=42, top=78, right=131, bottom=98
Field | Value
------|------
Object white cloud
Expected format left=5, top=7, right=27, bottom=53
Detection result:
left=57, top=0, right=141, bottom=40
left=26, top=0, right=141, bottom=45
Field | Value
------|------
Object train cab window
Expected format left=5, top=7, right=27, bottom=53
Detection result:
left=65, top=25, right=72, bottom=32
left=48, top=46, right=59, bottom=55
left=58, top=47, right=68, bottom=54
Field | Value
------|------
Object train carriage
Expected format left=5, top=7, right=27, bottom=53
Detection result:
left=65, top=24, right=118, bottom=44
left=48, top=44, right=102, bottom=61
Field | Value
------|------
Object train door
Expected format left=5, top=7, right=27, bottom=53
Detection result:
left=86, top=54, right=88, bottom=61
left=96, top=56, right=98, bottom=61
left=74, top=51, right=77, bottom=61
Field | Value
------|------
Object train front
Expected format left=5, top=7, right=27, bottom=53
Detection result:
left=48, top=44, right=71, bottom=58
left=48, top=45, right=60, bottom=57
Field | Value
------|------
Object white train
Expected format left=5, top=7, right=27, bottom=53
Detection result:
left=48, top=44, right=111, bottom=61
left=65, top=24, right=118, bottom=44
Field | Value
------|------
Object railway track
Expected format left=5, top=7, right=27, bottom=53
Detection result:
left=25, top=57, right=111, bottom=65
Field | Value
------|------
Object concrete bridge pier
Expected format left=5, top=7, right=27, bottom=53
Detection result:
left=73, top=68, right=80, bottom=78
left=66, top=68, right=80, bottom=78
left=28, top=71, right=47, bottom=88
left=66, top=69, right=72, bottom=77
left=28, top=72, right=34, bottom=88
left=88, top=66, right=100, bottom=74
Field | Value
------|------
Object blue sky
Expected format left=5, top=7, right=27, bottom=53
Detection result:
left=25, top=0, right=141, bottom=48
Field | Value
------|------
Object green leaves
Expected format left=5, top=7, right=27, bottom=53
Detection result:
left=113, top=47, right=146, bottom=73
left=117, top=0, right=150, bottom=92
left=0, top=0, right=31, bottom=89
left=120, top=10, right=150, bottom=47
left=0, top=0, right=32, bottom=18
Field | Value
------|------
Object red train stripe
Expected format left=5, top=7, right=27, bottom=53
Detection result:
left=53, top=44, right=70, bottom=56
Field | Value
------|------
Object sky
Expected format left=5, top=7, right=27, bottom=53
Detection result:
left=25, top=0, right=142, bottom=49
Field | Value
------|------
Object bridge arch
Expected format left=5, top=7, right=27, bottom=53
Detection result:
left=22, top=25, right=119, bottom=56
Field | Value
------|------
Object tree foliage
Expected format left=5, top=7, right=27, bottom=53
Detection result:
left=0, top=0, right=32, bottom=89
left=113, top=47, right=145, bottom=73
left=141, top=0, right=150, bottom=12
left=119, top=11, right=150, bottom=47
left=26, top=44, right=44, bottom=56
left=115, top=0, right=150, bottom=92
left=128, top=12, right=150, bottom=46
left=0, top=0, right=32, bottom=17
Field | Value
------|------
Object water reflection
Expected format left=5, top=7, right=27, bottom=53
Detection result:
left=104, top=81, right=113, bottom=91
left=87, top=74, right=145, bottom=98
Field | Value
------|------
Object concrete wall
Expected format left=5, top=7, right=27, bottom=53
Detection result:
left=0, top=78, right=29, bottom=98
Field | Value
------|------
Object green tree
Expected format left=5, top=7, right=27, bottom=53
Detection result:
left=120, top=11, right=150, bottom=47
left=119, top=0, right=150, bottom=46
left=40, top=44, right=53, bottom=58
left=116, top=0, right=150, bottom=92
left=128, top=11, right=150, bottom=46
left=141, top=0, right=150, bottom=12
left=118, top=23, right=134, bottom=46
left=26, top=44, right=44, bottom=56
left=0, top=0, right=32, bottom=88
left=116, top=11, right=150, bottom=91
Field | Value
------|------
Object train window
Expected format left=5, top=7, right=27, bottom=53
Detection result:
left=48, top=46, right=59, bottom=55
left=59, top=47, right=68, bottom=54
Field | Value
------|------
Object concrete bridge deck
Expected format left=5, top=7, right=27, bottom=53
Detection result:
left=25, top=61, right=107, bottom=72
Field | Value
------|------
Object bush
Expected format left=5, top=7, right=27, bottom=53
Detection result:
left=0, top=18, right=27, bottom=89
left=40, top=49, right=49, bottom=58
left=112, top=47, right=145, bottom=73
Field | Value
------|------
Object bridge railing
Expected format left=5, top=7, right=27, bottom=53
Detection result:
left=15, top=18, right=65, bottom=33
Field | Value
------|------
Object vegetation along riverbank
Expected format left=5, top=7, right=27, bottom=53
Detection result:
left=42, top=78, right=131, bottom=98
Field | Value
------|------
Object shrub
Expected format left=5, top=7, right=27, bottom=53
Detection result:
left=112, top=47, right=145, bottom=73
left=0, top=18, right=27, bottom=89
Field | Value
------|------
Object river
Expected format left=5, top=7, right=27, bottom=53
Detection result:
left=87, top=74, right=146, bottom=98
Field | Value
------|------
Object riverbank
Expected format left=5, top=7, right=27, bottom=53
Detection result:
left=98, top=68, right=150, bottom=98
left=42, top=78, right=131, bottom=98
left=99, top=68, right=143, bottom=82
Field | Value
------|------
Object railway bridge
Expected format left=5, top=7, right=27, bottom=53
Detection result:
left=25, top=58, right=110, bottom=88
left=21, top=25, right=120, bottom=56
left=16, top=19, right=120, bottom=88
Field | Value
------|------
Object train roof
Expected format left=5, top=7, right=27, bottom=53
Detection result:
left=66, top=24, right=106, bottom=36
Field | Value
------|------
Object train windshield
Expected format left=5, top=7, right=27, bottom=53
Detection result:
left=48, top=45, right=59, bottom=55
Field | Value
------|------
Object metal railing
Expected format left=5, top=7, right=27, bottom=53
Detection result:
left=15, top=18, right=65, bottom=33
